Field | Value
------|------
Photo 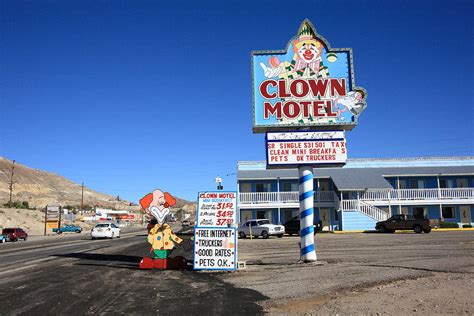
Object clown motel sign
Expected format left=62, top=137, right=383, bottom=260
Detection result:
left=266, top=131, right=347, bottom=167
left=194, top=228, right=237, bottom=270
left=252, top=20, right=367, bottom=133
left=196, top=191, right=237, bottom=227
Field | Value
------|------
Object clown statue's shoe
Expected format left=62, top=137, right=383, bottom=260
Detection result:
left=139, top=257, right=154, bottom=270
left=153, top=258, right=167, bottom=269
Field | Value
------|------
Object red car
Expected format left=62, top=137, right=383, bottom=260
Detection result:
left=2, top=228, right=28, bottom=242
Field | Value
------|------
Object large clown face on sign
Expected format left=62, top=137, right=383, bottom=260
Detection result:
left=295, top=40, right=322, bottom=64
left=140, top=189, right=177, bottom=225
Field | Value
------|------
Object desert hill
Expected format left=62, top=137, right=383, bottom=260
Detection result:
left=0, top=157, right=195, bottom=211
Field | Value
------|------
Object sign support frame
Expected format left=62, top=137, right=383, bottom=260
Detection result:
left=298, top=165, right=317, bottom=262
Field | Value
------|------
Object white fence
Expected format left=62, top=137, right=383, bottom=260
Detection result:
left=340, top=200, right=389, bottom=221
left=347, top=188, right=474, bottom=201
left=239, top=191, right=335, bottom=204
left=239, top=188, right=474, bottom=205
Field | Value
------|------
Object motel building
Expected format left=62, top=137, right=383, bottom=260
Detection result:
left=237, top=156, right=474, bottom=231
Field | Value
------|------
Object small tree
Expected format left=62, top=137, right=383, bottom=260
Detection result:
left=4, top=201, right=14, bottom=208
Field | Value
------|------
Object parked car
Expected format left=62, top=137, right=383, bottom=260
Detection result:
left=238, top=219, right=285, bottom=239
left=2, top=228, right=28, bottom=241
left=91, top=223, right=121, bottom=239
left=0, top=235, right=6, bottom=243
left=52, top=225, right=82, bottom=234
left=284, top=217, right=317, bottom=236
left=375, top=214, right=432, bottom=233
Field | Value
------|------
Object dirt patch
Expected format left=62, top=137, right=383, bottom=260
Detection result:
left=298, top=273, right=473, bottom=315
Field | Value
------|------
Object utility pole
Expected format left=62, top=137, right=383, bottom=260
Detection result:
left=81, top=182, right=84, bottom=213
left=8, top=160, right=16, bottom=203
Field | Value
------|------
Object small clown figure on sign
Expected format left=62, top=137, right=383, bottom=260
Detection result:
left=138, top=189, right=189, bottom=270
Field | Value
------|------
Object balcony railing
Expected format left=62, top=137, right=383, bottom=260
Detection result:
left=239, top=191, right=335, bottom=205
left=347, top=188, right=474, bottom=201
left=239, top=188, right=474, bottom=206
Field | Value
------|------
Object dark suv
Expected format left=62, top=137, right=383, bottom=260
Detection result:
left=284, top=217, right=317, bottom=236
left=375, top=214, right=431, bottom=233
left=2, top=228, right=28, bottom=241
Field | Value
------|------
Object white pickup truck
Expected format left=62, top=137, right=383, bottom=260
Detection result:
left=238, top=219, right=285, bottom=239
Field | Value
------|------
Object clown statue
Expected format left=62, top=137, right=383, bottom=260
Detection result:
left=138, top=189, right=188, bottom=270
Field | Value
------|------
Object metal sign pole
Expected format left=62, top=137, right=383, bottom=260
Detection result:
left=44, top=206, right=47, bottom=236
left=299, top=165, right=317, bottom=262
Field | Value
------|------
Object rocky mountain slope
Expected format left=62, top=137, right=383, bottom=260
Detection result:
left=0, top=157, right=195, bottom=211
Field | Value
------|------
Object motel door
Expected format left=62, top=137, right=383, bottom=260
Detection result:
left=320, top=208, right=331, bottom=231
left=257, top=210, right=273, bottom=222
left=460, top=206, right=471, bottom=225
left=240, top=210, right=252, bottom=224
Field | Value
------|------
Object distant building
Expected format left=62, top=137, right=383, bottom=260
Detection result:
left=237, top=157, right=474, bottom=231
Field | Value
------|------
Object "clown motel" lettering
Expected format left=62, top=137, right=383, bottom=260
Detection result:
left=259, top=78, right=347, bottom=120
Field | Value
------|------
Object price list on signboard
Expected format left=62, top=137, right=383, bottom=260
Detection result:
left=196, top=192, right=237, bottom=227
left=194, top=228, right=236, bottom=270
left=195, top=191, right=238, bottom=271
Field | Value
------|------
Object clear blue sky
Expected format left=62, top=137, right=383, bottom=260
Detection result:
left=1, top=0, right=473, bottom=202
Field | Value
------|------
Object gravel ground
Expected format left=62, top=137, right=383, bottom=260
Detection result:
left=218, top=231, right=474, bottom=314
left=317, top=273, right=473, bottom=315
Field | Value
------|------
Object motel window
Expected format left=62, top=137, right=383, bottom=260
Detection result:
left=398, top=179, right=407, bottom=189
left=413, top=207, right=426, bottom=219
left=255, top=183, right=272, bottom=192
left=442, top=206, right=455, bottom=219
left=439, top=179, right=454, bottom=188
left=410, top=180, right=425, bottom=189
left=240, top=183, right=251, bottom=193
left=318, top=179, right=331, bottom=191
left=281, top=181, right=298, bottom=192
left=456, top=179, right=468, bottom=188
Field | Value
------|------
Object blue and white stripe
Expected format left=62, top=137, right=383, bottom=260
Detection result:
left=298, top=166, right=317, bottom=261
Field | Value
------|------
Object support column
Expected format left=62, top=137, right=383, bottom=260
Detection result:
left=299, top=165, right=317, bottom=262
left=277, top=177, right=281, bottom=224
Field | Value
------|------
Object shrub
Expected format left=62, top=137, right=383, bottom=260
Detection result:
left=440, top=222, right=459, bottom=228
left=22, top=201, right=29, bottom=209
left=462, top=224, right=472, bottom=228
left=13, top=201, right=22, bottom=208
left=4, top=201, right=14, bottom=208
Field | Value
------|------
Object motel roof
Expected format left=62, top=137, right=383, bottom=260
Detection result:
left=237, top=157, right=474, bottom=191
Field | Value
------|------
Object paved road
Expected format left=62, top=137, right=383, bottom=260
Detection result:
left=0, top=227, right=265, bottom=315
left=1, top=230, right=472, bottom=314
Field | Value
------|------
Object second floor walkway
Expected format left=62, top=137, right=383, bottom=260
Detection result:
left=239, top=188, right=474, bottom=208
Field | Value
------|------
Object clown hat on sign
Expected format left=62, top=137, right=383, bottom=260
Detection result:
left=292, top=21, right=324, bottom=53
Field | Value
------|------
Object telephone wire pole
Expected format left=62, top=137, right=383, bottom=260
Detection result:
left=8, top=160, right=16, bottom=203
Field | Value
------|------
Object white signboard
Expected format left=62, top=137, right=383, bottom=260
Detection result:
left=194, top=228, right=237, bottom=270
left=266, top=131, right=347, bottom=167
left=197, top=191, right=237, bottom=227
left=46, top=205, right=60, bottom=219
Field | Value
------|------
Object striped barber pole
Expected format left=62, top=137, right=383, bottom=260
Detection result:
left=298, top=165, right=317, bottom=261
